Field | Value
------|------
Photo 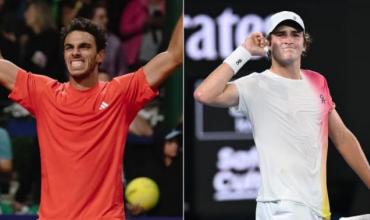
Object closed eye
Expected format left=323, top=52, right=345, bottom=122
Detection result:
left=64, top=43, right=93, bottom=51
left=272, top=31, right=285, bottom=37
left=64, top=44, right=73, bottom=51
left=79, top=43, right=92, bottom=49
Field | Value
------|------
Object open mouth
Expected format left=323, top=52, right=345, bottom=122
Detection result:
left=70, top=60, right=84, bottom=69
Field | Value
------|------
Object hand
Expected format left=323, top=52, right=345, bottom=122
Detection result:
left=242, top=32, right=268, bottom=57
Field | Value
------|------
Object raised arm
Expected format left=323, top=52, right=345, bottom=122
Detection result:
left=143, top=16, right=183, bottom=89
left=0, top=51, right=21, bottom=91
left=329, top=109, right=370, bottom=189
left=193, top=32, right=267, bottom=108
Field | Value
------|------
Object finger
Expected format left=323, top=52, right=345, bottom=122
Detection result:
left=254, top=35, right=263, bottom=47
left=258, top=37, right=265, bottom=48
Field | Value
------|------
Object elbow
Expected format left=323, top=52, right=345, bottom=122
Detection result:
left=193, top=90, right=202, bottom=102
left=194, top=89, right=211, bottom=105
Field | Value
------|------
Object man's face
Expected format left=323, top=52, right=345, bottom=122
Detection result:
left=91, top=7, right=108, bottom=31
left=64, top=31, right=103, bottom=79
left=269, top=25, right=305, bottom=66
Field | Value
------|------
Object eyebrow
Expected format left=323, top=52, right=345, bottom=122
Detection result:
left=272, top=29, right=302, bottom=34
left=64, top=42, right=93, bottom=49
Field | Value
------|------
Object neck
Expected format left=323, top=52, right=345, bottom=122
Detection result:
left=270, top=59, right=302, bottom=80
left=69, top=73, right=99, bottom=90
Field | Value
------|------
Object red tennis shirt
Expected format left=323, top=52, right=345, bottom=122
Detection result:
left=9, top=68, right=158, bottom=220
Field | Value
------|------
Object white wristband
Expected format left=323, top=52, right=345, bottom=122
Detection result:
left=223, top=46, right=251, bottom=75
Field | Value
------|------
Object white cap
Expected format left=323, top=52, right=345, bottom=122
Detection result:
left=266, top=11, right=305, bottom=36
left=165, top=129, right=181, bottom=140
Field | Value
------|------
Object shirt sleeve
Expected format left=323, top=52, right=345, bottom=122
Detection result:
left=230, top=74, right=257, bottom=114
left=323, top=77, right=335, bottom=113
left=113, top=68, right=159, bottom=118
left=8, top=69, right=53, bottom=116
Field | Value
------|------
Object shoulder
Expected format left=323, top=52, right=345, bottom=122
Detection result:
left=230, top=72, right=262, bottom=98
left=232, top=72, right=261, bottom=84
left=31, top=71, right=59, bottom=85
left=113, top=68, right=142, bottom=81
left=231, top=72, right=266, bottom=90
left=302, top=69, right=327, bottom=81
left=302, top=69, right=329, bottom=86
left=110, top=68, right=148, bottom=89
left=17, top=69, right=60, bottom=89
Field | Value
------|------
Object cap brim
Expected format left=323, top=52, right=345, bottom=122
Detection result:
left=165, top=130, right=181, bottom=140
left=271, top=20, right=304, bottom=34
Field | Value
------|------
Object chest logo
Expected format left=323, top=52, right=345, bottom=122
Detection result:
left=99, top=101, right=109, bottom=110
left=320, top=94, right=326, bottom=104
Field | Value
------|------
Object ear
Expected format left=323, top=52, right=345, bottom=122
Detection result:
left=302, top=36, right=307, bottom=52
left=267, top=38, right=271, bottom=46
left=265, top=37, right=272, bottom=50
left=96, top=49, right=105, bottom=64
left=302, top=44, right=307, bottom=53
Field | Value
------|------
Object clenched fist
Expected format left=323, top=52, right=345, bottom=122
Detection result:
left=242, top=32, right=269, bottom=57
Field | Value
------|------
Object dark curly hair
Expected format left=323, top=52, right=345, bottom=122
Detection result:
left=60, top=17, right=107, bottom=52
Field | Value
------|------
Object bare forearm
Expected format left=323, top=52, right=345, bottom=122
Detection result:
left=167, top=16, right=183, bottom=65
left=193, top=63, right=236, bottom=107
left=335, top=130, right=370, bottom=189
left=194, top=34, right=258, bottom=107
left=143, top=16, right=183, bottom=88
left=0, top=59, right=20, bottom=90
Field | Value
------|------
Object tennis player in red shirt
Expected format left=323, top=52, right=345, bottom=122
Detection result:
left=0, top=16, right=182, bottom=220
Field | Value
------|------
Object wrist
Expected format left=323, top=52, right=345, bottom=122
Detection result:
left=223, top=46, right=251, bottom=75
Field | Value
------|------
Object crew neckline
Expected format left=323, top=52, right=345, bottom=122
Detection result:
left=266, top=69, right=306, bottom=82
left=65, top=81, right=102, bottom=94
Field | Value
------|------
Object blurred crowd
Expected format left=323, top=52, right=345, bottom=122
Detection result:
left=0, top=0, right=182, bottom=216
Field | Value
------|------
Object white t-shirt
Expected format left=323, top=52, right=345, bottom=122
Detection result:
left=232, top=69, right=334, bottom=218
